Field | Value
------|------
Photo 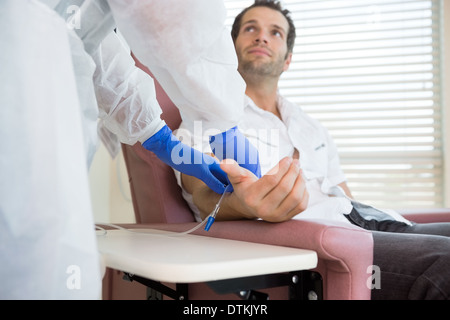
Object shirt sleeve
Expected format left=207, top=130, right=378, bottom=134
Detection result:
left=324, top=126, right=348, bottom=187
left=92, top=31, right=165, bottom=145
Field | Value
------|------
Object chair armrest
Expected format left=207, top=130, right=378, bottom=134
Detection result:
left=398, top=208, right=450, bottom=223
left=137, top=219, right=373, bottom=300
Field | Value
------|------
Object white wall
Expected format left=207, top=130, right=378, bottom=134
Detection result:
left=89, top=144, right=135, bottom=224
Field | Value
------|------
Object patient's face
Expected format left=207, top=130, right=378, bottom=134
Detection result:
left=235, top=6, right=291, bottom=79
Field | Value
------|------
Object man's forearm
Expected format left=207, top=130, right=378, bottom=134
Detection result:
left=182, top=157, right=308, bottom=223
left=182, top=173, right=253, bottom=221
left=191, top=184, right=250, bottom=221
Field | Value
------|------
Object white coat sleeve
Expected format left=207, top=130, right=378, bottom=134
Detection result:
left=106, top=0, right=246, bottom=133
left=92, top=31, right=165, bottom=145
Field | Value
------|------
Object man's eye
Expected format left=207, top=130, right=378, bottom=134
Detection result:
left=272, top=30, right=282, bottom=37
left=244, top=26, right=255, bottom=32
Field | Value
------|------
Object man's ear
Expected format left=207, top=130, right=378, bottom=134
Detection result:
left=283, top=52, right=292, bottom=72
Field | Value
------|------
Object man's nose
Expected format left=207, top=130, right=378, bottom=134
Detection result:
left=253, top=30, right=269, bottom=44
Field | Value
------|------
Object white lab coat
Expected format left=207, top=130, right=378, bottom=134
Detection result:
left=106, top=0, right=246, bottom=134
left=61, top=0, right=246, bottom=149
left=0, top=0, right=101, bottom=299
left=0, top=0, right=246, bottom=299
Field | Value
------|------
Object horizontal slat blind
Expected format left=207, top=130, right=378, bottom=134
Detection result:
left=224, top=0, right=444, bottom=209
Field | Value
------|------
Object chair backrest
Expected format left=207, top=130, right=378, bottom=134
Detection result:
left=121, top=57, right=195, bottom=224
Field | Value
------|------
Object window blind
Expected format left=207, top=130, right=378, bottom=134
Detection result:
left=224, top=0, right=444, bottom=209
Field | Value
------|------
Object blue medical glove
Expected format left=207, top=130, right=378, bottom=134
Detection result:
left=142, top=125, right=229, bottom=194
left=209, top=126, right=261, bottom=179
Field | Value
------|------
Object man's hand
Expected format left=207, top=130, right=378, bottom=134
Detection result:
left=220, top=156, right=309, bottom=222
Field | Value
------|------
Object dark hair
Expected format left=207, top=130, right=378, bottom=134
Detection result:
left=231, top=0, right=296, bottom=54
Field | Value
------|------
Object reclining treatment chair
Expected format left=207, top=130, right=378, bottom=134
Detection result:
left=101, top=60, right=450, bottom=300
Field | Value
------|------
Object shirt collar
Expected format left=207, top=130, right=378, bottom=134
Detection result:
left=245, top=92, right=296, bottom=115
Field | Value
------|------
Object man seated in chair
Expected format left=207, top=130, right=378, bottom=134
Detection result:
left=174, top=0, right=450, bottom=300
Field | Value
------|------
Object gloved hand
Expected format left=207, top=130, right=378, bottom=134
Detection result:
left=209, top=126, right=261, bottom=179
left=142, top=125, right=229, bottom=194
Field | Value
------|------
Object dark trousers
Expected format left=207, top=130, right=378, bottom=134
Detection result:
left=345, top=208, right=450, bottom=300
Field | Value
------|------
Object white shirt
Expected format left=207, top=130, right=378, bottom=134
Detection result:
left=175, top=94, right=410, bottom=225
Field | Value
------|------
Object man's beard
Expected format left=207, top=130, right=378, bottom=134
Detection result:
left=238, top=56, right=285, bottom=79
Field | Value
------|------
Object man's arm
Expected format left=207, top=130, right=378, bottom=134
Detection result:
left=181, top=157, right=309, bottom=222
